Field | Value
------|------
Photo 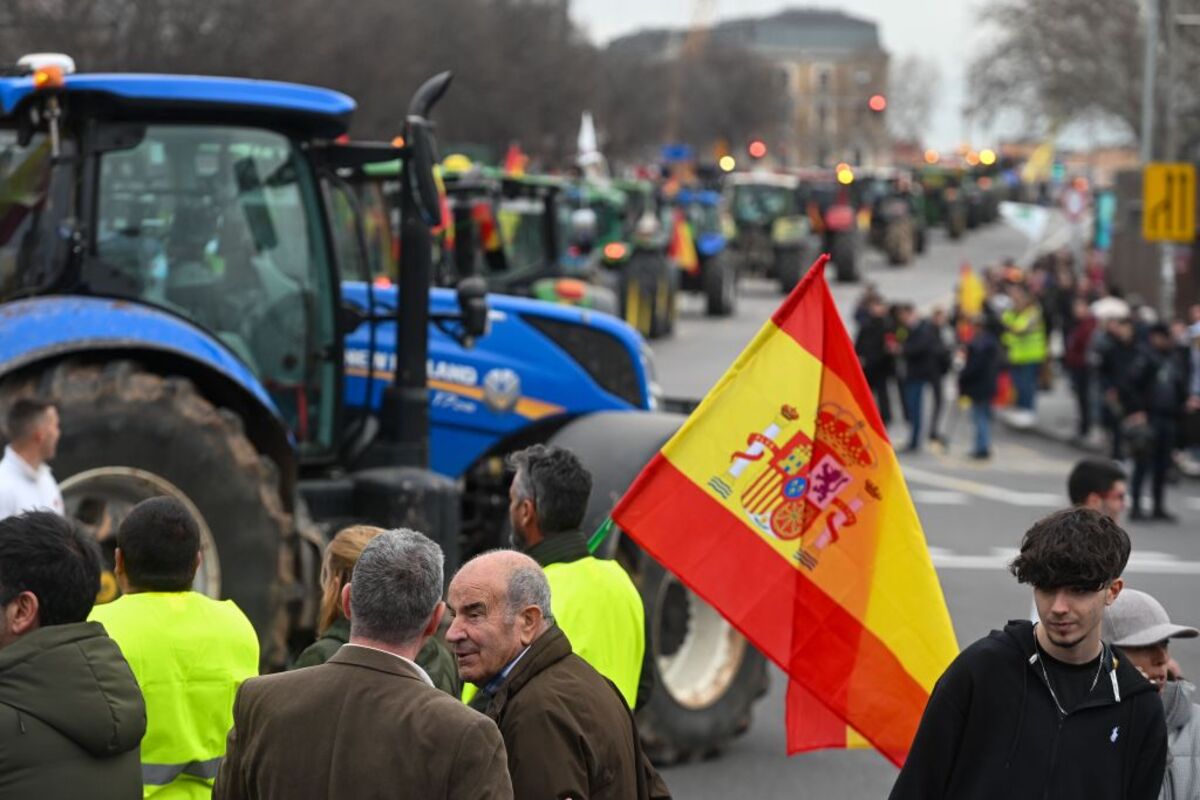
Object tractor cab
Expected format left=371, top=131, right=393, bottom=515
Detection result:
left=0, top=60, right=362, bottom=457
left=723, top=171, right=820, bottom=293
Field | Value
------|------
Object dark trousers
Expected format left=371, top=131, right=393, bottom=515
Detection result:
left=1011, top=362, right=1039, bottom=411
left=930, top=375, right=947, bottom=440
left=902, top=378, right=928, bottom=449
left=867, top=373, right=892, bottom=426
left=1132, top=417, right=1176, bottom=514
left=1068, top=367, right=1092, bottom=437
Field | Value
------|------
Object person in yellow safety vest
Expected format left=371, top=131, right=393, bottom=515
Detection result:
left=1001, top=284, right=1048, bottom=423
left=90, top=497, right=259, bottom=798
left=462, top=444, right=645, bottom=709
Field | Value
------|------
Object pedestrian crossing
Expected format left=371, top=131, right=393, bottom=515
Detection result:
left=903, top=465, right=1063, bottom=507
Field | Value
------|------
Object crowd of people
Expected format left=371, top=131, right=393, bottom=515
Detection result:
left=855, top=247, right=1200, bottom=522
left=0, top=396, right=669, bottom=800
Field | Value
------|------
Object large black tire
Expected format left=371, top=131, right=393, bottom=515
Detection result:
left=885, top=220, right=914, bottom=266
left=774, top=246, right=804, bottom=294
left=649, top=257, right=678, bottom=340
left=703, top=255, right=737, bottom=317
left=830, top=235, right=858, bottom=283
left=546, top=411, right=768, bottom=763
left=0, top=360, right=292, bottom=664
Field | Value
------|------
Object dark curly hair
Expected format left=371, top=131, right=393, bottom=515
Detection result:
left=1009, top=507, right=1130, bottom=591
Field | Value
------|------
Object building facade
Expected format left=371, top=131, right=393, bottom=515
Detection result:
left=610, top=9, right=890, bottom=167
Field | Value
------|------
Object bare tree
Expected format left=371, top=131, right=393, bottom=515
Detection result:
left=887, top=54, right=941, bottom=144
left=968, top=0, right=1200, bottom=157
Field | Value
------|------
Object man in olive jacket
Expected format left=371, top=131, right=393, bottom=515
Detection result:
left=449, top=550, right=670, bottom=800
left=215, top=530, right=510, bottom=800
left=0, top=511, right=146, bottom=798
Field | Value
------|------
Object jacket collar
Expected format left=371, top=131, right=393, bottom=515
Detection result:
left=525, top=531, right=590, bottom=568
left=327, top=642, right=433, bottom=686
left=997, top=619, right=1157, bottom=708
left=475, top=625, right=573, bottom=718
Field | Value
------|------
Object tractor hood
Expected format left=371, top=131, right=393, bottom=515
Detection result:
left=341, top=283, right=659, bottom=478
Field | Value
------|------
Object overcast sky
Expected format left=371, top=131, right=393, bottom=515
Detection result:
left=570, top=0, right=984, bottom=151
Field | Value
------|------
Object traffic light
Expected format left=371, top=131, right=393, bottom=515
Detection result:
left=747, top=139, right=767, bottom=159
left=868, top=94, right=887, bottom=113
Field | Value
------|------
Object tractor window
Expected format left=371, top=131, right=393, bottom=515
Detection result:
left=731, top=185, right=796, bottom=225
left=0, top=130, right=55, bottom=299
left=91, top=125, right=338, bottom=456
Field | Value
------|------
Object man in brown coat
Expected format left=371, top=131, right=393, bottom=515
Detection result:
left=214, top=529, right=512, bottom=800
left=448, top=550, right=670, bottom=800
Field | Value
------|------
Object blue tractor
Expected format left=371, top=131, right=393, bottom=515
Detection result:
left=0, top=56, right=765, bottom=763
left=668, top=188, right=737, bottom=317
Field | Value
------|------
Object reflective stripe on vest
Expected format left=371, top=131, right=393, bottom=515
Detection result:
left=142, top=756, right=223, bottom=785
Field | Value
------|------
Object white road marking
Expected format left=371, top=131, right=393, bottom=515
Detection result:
left=911, top=490, right=970, bottom=505
left=926, top=546, right=1200, bottom=575
left=903, top=465, right=1062, bottom=507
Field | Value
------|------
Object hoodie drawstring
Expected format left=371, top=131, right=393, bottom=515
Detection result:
left=1006, top=654, right=1033, bottom=768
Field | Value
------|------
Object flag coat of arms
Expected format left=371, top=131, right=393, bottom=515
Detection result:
left=612, top=255, right=958, bottom=766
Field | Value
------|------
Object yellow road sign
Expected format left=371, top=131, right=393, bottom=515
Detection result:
left=1143, top=162, right=1196, bottom=242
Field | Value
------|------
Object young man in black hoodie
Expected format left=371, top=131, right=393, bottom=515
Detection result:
left=891, top=507, right=1167, bottom=800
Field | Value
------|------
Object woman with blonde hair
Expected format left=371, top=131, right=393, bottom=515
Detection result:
left=290, top=525, right=461, bottom=696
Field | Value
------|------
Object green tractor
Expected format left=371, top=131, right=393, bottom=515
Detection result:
left=918, top=165, right=967, bottom=240
left=724, top=171, right=822, bottom=293
left=566, top=179, right=677, bottom=339
left=860, top=168, right=927, bottom=266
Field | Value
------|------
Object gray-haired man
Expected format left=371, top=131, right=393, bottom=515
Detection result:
left=447, top=550, right=670, bottom=800
left=215, top=530, right=512, bottom=800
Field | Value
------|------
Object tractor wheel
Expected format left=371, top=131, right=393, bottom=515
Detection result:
left=831, top=236, right=858, bottom=283
left=648, top=256, right=677, bottom=340
left=547, top=411, right=768, bottom=764
left=774, top=246, right=804, bottom=294
left=634, top=555, right=769, bottom=764
left=703, top=255, right=737, bottom=317
left=0, top=360, right=292, bottom=665
left=885, top=221, right=914, bottom=266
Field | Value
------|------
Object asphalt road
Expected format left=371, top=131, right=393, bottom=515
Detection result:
left=652, top=226, right=1200, bottom=797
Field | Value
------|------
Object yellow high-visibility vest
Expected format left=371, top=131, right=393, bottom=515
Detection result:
left=1002, top=306, right=1048, bottom=365
left=543, top=556, right=645, bottom=708
left=90, top=592, right=259, bottom=798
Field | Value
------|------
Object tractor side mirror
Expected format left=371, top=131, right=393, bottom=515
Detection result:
left=456, top=276, right=490, bottom=341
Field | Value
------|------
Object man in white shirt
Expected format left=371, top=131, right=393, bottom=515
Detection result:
left=0, top=399, right=63, bottom=519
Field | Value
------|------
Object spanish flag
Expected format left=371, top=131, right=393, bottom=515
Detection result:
left=666, top=208, right=699, bottom=275
left=612, top=255, right=957, bottom=766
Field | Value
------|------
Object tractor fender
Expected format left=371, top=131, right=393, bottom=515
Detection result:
left=546, top=409, right=684, bottom=559
left=0, top=296, right=295, bottom=499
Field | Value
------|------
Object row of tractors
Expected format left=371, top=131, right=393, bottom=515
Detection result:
left=377, top=158, right=1006, bottom=343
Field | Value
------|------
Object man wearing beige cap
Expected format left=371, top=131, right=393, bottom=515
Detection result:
left=1104, top=588, right=1200, bottom=800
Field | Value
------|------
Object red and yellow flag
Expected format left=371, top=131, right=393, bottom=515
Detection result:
left=611, top=255, right=958, bottom=766
left=666, top=208, right=699, bottom=275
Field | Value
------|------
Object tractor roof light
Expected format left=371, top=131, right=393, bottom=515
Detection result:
left=32, top=65, right=66, bottom=90
left=18, top=52, right=75, bottom=76
left=603, top=241, right=628, bottom=261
